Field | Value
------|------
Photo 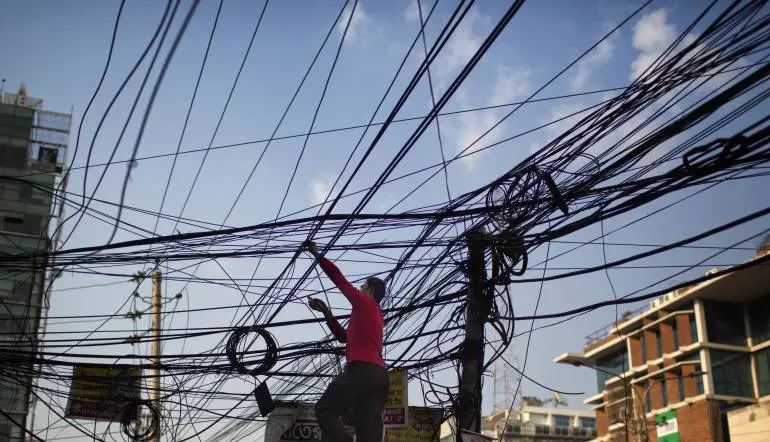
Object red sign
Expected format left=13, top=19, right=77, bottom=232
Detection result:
left=384, top=407, right=407, bottom=426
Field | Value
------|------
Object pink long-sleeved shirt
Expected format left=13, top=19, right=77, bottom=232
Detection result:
left=319, top=257, right=384, bottom=367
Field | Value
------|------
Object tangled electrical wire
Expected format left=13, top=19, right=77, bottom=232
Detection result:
left=4, top=1, right=770, bottom=441
left=120, top=400, right=162, bottom=442
left=225, top=325, right=279, bottom=377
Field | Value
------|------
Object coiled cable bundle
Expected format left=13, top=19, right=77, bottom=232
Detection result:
left=121, top=399, right=161, bottom=442
left=226, top=325, right=279, bottom=376
left=486, top=166, right=568, bottom=231
left=484, top=164, right=569, bottom=284
left=490, top=229, right=527, bottom=285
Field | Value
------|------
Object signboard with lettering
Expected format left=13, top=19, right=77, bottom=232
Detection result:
left=655, top=410, right=680, bottom=442
left=265, top=403, right=354, bottom=442
left=384, top=369, right=409, bottom=427
left=384, top=407, right=443, bottom=442
left=65, top=364, right=141, bottom=422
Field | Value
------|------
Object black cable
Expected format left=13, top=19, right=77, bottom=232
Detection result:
left=109, top=0, right=203, bottom=243
left=225, top=325, right=278, bottom=377
left=121, top=400, right=161, bottom=442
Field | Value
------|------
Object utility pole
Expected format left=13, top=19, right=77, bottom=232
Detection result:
left=457, top=227, right=488, bottom=441
left=149, top=270, right=162, bottom=442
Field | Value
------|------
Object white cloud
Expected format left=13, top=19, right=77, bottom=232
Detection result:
left=404, top=0, right=420, bottom=23
left=529, top=103, right=596, bottom=159
left=437, top=8, right=485, bottom=77
left=630, top=9, right=679, bottom=80
left=489, top=66, right=532, bottom=106
left=630, top=8, right=749, bottom=92
left=309, top=175, right=335, bottom=205
left=338, top=2, right=371, bottom=43
left=456, top=111, right=505, bottom=170
left=545, top=103, right=590, bottom=139
left=455, top=66, right=532, bottom=169
left=570, top=37, right=616, bottom=91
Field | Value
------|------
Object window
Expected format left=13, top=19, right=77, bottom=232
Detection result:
left=505, top=422, right=521, bottom=434
left=756, top=347, right=770, bottom=397
left=18, top=181, right=32, bottom=200
left=749, top=294, right=770, bottom=345
left=690, top=314, right=698, bottom=343
left=710, top=350, right=754, bottom=397
left=681, top=354, right=703, bottom=396
left=579, top=417, right=596, bottom=429
left=0, top=422, right=22, bottom=442
left=656, top=331, right=664, bottom=357
left=29, top=186, right=51, bottom=205
left=0, top=180, right=20, bottom=201
left=678, top=376, right=686, bottom=402
left=595, top=351, right=629, bottom=392
left=641, top=333, right=647, bottom=362
left=0, top=377, right=26, bottom=411
left=553, top=415, right=571, bottom=427
left=673, top=320, right=679, bottom=349
left=37, top=146, right=58, bottom=164
left=696, top=372, right=704, bottom=395
left=661, top=379, right=668, bottom=406
left=704, top=300, right=747, bottom=346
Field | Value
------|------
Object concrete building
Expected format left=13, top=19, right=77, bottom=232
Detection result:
left=553, top=248, right=770, bottom=441
left=439, top=406, right=597, bottom=442
left=0, top=85, right=71, bottom=441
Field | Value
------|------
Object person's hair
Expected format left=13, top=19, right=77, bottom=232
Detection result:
left=366, top=277, right=386, bottom=304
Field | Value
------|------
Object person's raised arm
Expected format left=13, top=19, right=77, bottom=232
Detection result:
left=309, top=298, right=347, bottom=343
left=305, top=241, right=367, bottom=308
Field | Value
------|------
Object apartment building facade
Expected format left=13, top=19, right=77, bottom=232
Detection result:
left=0, top=85, right=71, bottom=441
left=440, top=406, right=597, bottom=442
left=554, top=249, right=770, bottom=441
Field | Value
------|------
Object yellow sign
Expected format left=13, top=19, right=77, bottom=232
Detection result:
left=65, top=364, right=141, bottom=422
left=384, top=369, right=408, bottom=426
left=385, top=407, right=443, bottom=442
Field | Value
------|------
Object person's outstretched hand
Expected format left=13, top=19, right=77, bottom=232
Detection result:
left=308, top=297, right=329, bottom=314
left=304, top=240, right=320, bottom=258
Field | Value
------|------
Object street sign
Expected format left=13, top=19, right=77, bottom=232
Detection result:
left=384, top=407, right=443, bottom=442
left=65, top=364, right=141, bottom=422
left=655, top=410, right=680, bottom=442
left=384, top=369, right=409, bottom=427
left=265, top=403, right=354, bottom=442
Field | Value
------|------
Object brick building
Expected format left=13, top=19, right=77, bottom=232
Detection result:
left=553, top=249, right=770, bottom=441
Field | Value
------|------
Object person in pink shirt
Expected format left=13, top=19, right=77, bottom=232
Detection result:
left=304, top=241, right=388, bottom=442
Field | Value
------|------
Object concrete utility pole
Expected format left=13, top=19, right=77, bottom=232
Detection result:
left=457, top=227, right=488, bottom=440
left=149, top=271, right=162, bottom=442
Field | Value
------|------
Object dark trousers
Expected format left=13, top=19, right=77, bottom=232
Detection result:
left=315, top=362, right=389, bottom=442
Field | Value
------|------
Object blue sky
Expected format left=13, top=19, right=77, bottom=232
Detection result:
left=2, top=0, right=769, bottom=440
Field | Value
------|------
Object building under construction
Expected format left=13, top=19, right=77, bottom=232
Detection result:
left=0, top=84, right=71, bottom=441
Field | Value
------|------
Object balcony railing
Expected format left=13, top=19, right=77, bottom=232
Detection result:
left=503, top=422, right=596, bottom=439
left=585, top=305, right=647, bottom=346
